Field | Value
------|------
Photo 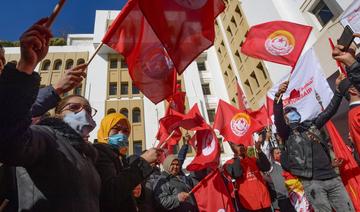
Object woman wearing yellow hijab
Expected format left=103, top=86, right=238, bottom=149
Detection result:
left=93, top=113, right=160, bottom=212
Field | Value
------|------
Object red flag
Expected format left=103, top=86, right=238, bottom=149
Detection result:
left=167, top=91, right=186, bottom=114
left=179, top=104, right=210, bottom=131
left=326, top=121, right=360, bottom=211
left=213, top=100, right=263, bottom=146
left=102, top=0, right=177, bottom=104
left=187, top=129, right=220, bottom=171
left=241, top=21, right=312, bottom=67
left=236, top=81, right=248, bottom=111
left=192, top=169, right=235, bottom=212
left=249, top=105, right=272, bottom=127
left=138, top=0, right=225, bottom=74
left=156, top=113, right=183, bottom=146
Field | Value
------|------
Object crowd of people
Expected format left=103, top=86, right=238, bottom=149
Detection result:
left=0, top=16, right=360, bottom=212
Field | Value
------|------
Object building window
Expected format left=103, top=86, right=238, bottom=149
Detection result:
left=245, top=80, right=253, bottom=94
left=74, top=85, right=82, bottom=95
left=218, top=137, right=225, bottom=153
left=132, top=108, right=141, bottom=123
left=250, top=72, right=260, bottom=87
left=202, top=83, right=211, bottom=95
left=230, top=16, right=237, bottom=28
left=132, top=83, right=140, bottom=94
left=109, top=82, right=117, bottom=96
left=207, top=109, right=216, bottom=123
left=110, top=59, right=118, bottom=69
left=77, top=59, right=85, bottom=65
left=53, top=60, right=62, bottom=70
left=197, top=61, right=206, bottom=71
left=226, top=26, right=233, bottom=37
left=133, top=141, right=143, bottom=156
left=235, top=5, right=242, bottom=19
left=312, top=0, right=334, bottom=26
left=107, top=108, right=116, bottom=114
left=121, top=82, right=129, bottom=95
left=120, top=108, right=129, bottom=117
left=41, top=60, right=51, bottom=70
left=257, top=62, right=268, bottom=80
left=65, top=59, right=74, bottom=69
left=232, top=97, right=236, bottom=104
left=121, top=58, right=128, bottom=68
left=235, top=50, right=242, bottom=63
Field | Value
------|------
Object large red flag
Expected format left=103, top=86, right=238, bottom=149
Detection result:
left=179, top=104, right=210, bottom=131
left=187, top=129, right=220, bottom=171
left=102, top=0, right=177, bottom=104
left=213, top=100, right=263, bottom=146
left=236, top=81, right=248, bottom=111
left=192, top=169, right=235, bottom=212
left=326, top=121, right=360, bottom=211
left=138, top=0, right=225, bottom=74
left=241, top=21, right=312, bottom=67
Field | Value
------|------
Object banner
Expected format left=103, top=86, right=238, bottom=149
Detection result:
left=340, top=1, right=360, bottom=44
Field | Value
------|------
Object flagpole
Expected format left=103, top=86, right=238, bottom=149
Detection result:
left=276, top=67, right=294, bottom=104
left=45, top=0, right=66, bottom=28
left=86, top=42, right=104, bottom=66
left=159, top=130, right=176, bottom=149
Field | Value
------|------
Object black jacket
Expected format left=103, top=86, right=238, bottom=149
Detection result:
left=93, top=143, right=153, bottom=212
left=0, top=64, right=101, bottom=212
left=154, top=172, right=198, bottom=212
left=274, top=91, right=343, bottom=179
left=347, top=60, right=360, bottom=92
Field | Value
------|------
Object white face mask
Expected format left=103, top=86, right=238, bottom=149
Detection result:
left=63, top=110, right=96, bottom=137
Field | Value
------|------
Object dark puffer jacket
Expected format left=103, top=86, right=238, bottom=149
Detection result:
left=347, top=59, right=360, bottom=92
left=274, top=90, right=343, bottom=179
left=0, top=64, right=101, bottom=212
left=93, top=143, right=153, bottom=212
left=154, top=172, right=198, bottom=212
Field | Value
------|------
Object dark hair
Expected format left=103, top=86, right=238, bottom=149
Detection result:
left=283, top=106, right=298, bottom=114
left=270, top=147, right=280, bottom=158
left=55, top=95, right=89, bottom=115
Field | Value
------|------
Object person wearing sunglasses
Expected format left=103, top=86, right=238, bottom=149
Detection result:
left=0, top=19, right=100, bottom=212
left=95, top=113, right=160, bottom=212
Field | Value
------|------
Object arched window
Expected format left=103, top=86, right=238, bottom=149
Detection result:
left=120, top=108, right=129, bottom=118
left=107, top=108, right=116, bottom=115
left=65, top=59, right=74, bottom=69
left=77, top=58, right=85, bottom=65
left=41, top=60, right=51, bottom=70
left=132, top=108, right=141, bottom=123
left=53, top=60, right=62, bottom=70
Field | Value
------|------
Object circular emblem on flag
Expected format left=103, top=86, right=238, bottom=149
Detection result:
left=265, top=30, right=295, bottom=56
left=218, top=210, right=226, bottom=212
left=230, top=113, right=251, bottom=137
left=202, top=132, right=216, bottom=156
left=136, top=46, right=174, bottom=80
left=173, top=0, right=208, bottom=10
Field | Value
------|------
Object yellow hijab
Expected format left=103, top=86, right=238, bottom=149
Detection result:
left=97, top=113, right=131, bottom=143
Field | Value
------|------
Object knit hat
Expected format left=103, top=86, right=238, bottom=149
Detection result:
left=162, top=154, right=179, bottom=174
left=97, top=113, right=131, bottom=143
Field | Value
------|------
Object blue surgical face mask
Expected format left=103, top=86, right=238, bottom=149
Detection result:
left=63, top=110, right=96, bottom=137
left=108, top=133, right=129, bottom=150
left=286, top=110, right=301, bottom=124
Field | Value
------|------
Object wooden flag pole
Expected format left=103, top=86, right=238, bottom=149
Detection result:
left=276, top=73, right=292, bottom=104
left=45, top=0, right=66, bottom=28
left=86, top=42, right=104, bottom=66
left=159, top=130, right=176, bottom=149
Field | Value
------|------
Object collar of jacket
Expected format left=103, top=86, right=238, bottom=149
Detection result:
left=38, top=117, right=97, bottom=162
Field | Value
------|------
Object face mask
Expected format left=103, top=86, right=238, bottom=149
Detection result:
left=286, top=110, right=301, bottom=124
left=63, top=110, right=96, bottom=137
left=108, top=133, right=129, bottom=149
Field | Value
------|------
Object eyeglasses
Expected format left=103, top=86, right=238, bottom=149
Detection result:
left=60, top=102, right=98, bottom=117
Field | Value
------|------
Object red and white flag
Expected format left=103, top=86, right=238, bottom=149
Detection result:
left=241, top=21, right=312, bottom=67
left=267, top=48, right=333, bottom=122
left=187, top=129, right=220, bottom=171
left=167, top=91, right=186, bottom=114
left=340, top=0, right=360, bottom=44
left=156, top=111, right=183, bottom=147
left=192, top=169, right=235, bottom=212
left=213, top=100, right=263, bottom=146
left=102, top=0, right=177, bottom=104
left=138, top=0, right=225, bottom=74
